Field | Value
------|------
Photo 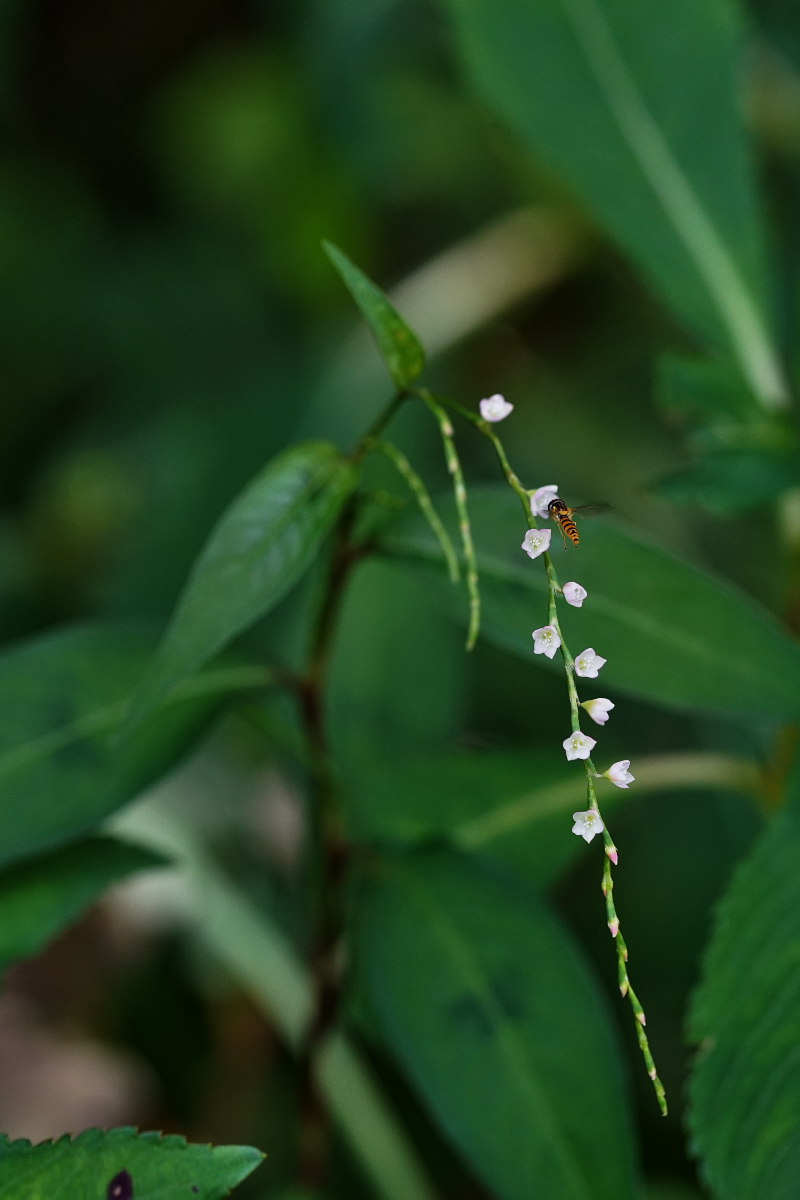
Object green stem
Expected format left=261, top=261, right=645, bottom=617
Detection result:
left=418, top=389, right=481, bottom=649
left=535, top=513, right=668, bottom=1116
left=601, top=854, right=668, bottom=1115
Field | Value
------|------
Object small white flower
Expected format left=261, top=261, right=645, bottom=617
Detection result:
left=532, top=624, right=561, bottom=659
left=562, top=581, right=587, bottom=608
left=563, top=731, right=596, bottom=761
left=521, top=527, right=552, bottom=560
left=530, top=484, right=559, bottom=520
left=479, top=394, right=514, bottom=422
left=574, top=647, right=607, bottom=678
left=581, top=697, right=615, bottom=726
left=603, top=760, right=635, bottom=789
left=572, top=809, right=605, bottom=843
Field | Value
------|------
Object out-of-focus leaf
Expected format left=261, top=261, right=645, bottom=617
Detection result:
left=653, top=353, right=798, bottom=511
left=381, top=485, right=800, bottom=720
left=357, top=849, right=638, bottom=1200
left=0, top=625, right=234, bottom=870
left=438, top=0, right=787, bottom=408
left=0, top=837, right=165, bottom=977
left=125, top=441, right=359, bottom=729
left=687, top=805, right=800, bottom=1198
left=342, top=748, right=629, bottom=888
left=654, top=446, right=800, bottom=513
left=655, top=353, right=760, bottom=426
left=113, top=805, right=439, bottom=1200
left=0, top=1127, right=263, bottom=1200
left=324, top=241, right=426, bottom=388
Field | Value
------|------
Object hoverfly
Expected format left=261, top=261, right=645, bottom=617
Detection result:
left=547, top=497, right=609, bottom=548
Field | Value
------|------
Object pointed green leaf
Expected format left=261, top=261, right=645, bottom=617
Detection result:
left=0, top=1127, right=263, bottom=1200
left=0, top=625, right=227, bottom=870
left=125, top=441, right=359, bottom=728
left=687, top=806, right=800, bottom=1198
left=0, top=837, right=165, bottom=977
left=381, top=485, right=800, bottom=720
left=438, top=0, right=786, bottom=408
left=324, top=241, right=426, bottom=388
left=357, top=849, right=638, bottom=1200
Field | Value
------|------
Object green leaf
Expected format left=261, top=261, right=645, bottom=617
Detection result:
left=654, top=446, right=800, bottom=514
left=356, top=849, right=638, bottom=1200
left=113, top=805, right=439, bottom=1200
left=323, top=241, right=426, bottom=388
left=687, top=806, right=800, bottom=1199
left=382, top=485, right=800, bottom=720
left=0, top=1127, right=263, bottom=1200
left=0, top=837, right=165, bottom=978
left=654, top=353, right=761, bottom=426
left=343, top=748, right=629, bottom=888
left=0, top=625, right=227, bottom=870
left=438, top=0, right=787, bottom=408
left=125, top=441, right=359, bottom=729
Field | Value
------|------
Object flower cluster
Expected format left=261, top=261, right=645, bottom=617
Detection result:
left=520, top=480, right=635, bottom=845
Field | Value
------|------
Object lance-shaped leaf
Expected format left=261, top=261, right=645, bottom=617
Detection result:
left=0, top=624, right=232, bottom=870
left=438, top=0, right=787, bottom=408
left=125, top=441, right=359, bottom=730
left=0, top=837, right=166, bottom=978
left=324, top=241, right=426, bottom=388
left=687, top=806, right=800, bottom=1198
left=357, top=848, right=638, bottom=1200
left=381, top=484, right=800, bottom=720
left=0, top=1127, right=263, bottom=1200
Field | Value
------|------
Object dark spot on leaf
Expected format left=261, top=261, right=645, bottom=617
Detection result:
left=107, top=1169, right=133, bottom=1200
left=447, top=970, right=527, bottom=1038
left=492, top=968, right=527, bottom=1022
left=447, top=994, right=494, bottom=1038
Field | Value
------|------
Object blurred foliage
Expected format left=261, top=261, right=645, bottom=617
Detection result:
left=1, top=0, right=800, bottom=1198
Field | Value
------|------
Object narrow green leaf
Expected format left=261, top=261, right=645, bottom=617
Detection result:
left=324, top=241, right=426, bottom=388
left=125, top=441, right=359, bottom=729
left=0, top=837, right=165, bottom=977
left=438, top=0, right=787, bottom=408
left=0, top=625, right=227, bottom=870
left=687, top=806, right=800, bottom=1198
left=0, top=1127, right=263, bottom=1200
left=381, top=485, right=800, bottom=720
left=357, top=849, right=638, bottom=1200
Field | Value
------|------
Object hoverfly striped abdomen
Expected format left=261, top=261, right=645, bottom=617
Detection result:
left=547, top=497, right=610, bottom=548
left=547, top=497, right=581, bottom=547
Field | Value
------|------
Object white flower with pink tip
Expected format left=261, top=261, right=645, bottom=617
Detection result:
left=521, top=527, right=551, bottom=560
left=562, top=581, right=587, bottom=607
left=574, top=647, right=606, bottom=678
left=603, top=760, right=635, bottom=789
left=581, top=698, right=615, bottom=726
left=530, top=484, right=558, bottom=520
left=479, top=394, right=514, bottom=422
left=563, top=731, right=596, bottom=761
left=532, top=624, right=561, bottom=659
left=572, top=809, right=605, bottom=843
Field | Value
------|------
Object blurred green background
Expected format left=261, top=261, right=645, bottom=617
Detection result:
left=2, top=0, right=799, bottom=1196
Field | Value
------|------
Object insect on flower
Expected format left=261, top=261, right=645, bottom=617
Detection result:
left=547, top=497, right=609, bottom=549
